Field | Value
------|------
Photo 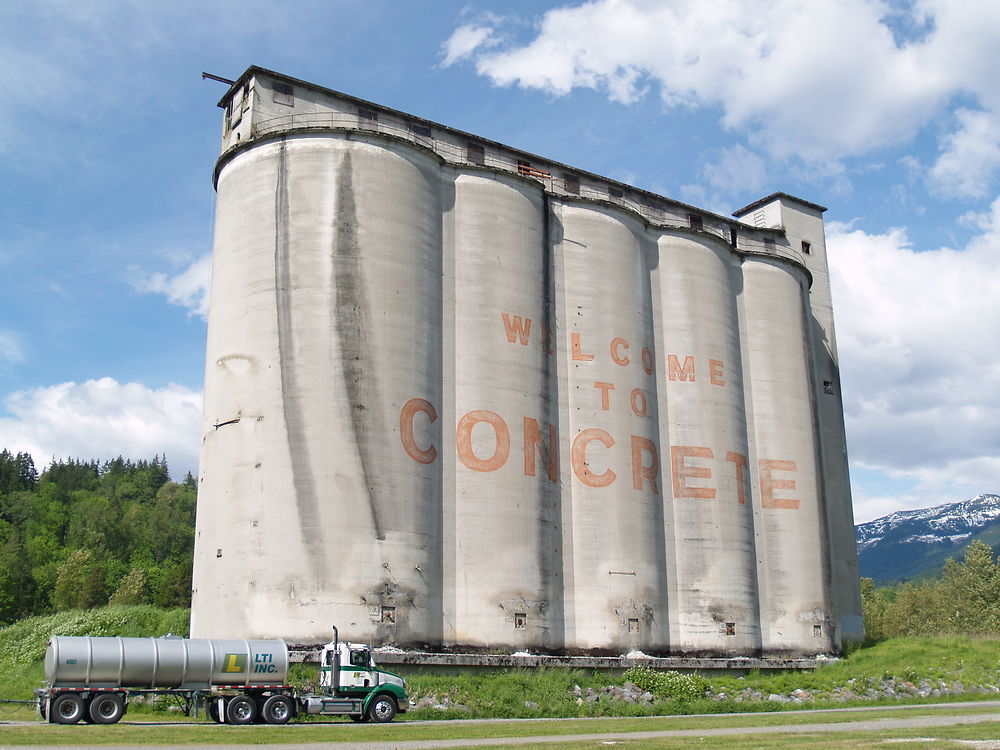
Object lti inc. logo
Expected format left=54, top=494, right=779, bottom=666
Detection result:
left=222, top=654, right=247, bottom=673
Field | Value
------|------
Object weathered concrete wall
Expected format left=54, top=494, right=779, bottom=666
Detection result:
left=191, top=68, right=861, bottom=656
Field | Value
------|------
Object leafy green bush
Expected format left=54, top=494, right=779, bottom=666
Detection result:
left=621, top=666, right=708, bottom=700
left=0, top=605, right=189, bottom=669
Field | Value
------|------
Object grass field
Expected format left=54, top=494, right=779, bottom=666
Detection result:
left=1, top=703, right=999, bottom=746
left=1, top=606, right=998, bottom=746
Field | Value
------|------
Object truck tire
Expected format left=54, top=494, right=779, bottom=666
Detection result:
left=51, top=693, right=85, bottom=724
left=207, top=697, right=224, bottom=723
left=366, top=694, right=397, bottom=723
left=260, top=694, right=293, bottom=724
left=225, top=695, right=257, bottom=725
left=88, top=693, right=125, bottom=724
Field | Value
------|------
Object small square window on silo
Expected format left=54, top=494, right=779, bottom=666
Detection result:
left=467, top=142, right=485, bottom=165
left=813, top=624, right=823, bottom=637
left=272, top=81, right=294, bottom=107
left=763, top=237, right=775, bottom=251
left=358, top=109, right=378, bottom=129
left=381, top=606, right=396, bottom=624
left=724, top=622, right=736, bottom=636
left=802, top=241, right=812, bottom=254
left=627, top=618, right=640, bottom=634
left=408, top=122, right=432, bottom=140
left=514, top=613, right=527, bottom=629
left=688, top=214, right=704, bottom=231
left=642, top=197, right=665, bottom=214
left=823, top=380, right=835, bottom=395
left=608, top=186, right=624, bottom=199
left=563, top=174, right=580, bottom=194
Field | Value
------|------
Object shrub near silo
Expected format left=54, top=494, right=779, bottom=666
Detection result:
left=621, top=666, right=708, bottom=700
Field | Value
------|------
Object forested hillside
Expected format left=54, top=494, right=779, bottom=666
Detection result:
left=0, top=450, right=195, bottom=625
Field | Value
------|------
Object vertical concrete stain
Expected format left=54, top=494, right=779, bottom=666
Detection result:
left=539, top=193, right=565, bottom=648
left=333, top=150, right=385, bottom=540
left=273, top=138, right=328, bottom=568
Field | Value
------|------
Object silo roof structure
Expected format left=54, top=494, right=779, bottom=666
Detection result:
left=191, top=66, right=862, bottom=657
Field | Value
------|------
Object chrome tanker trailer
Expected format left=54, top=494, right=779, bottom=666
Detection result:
left=34, top=627, right=406, bottom=725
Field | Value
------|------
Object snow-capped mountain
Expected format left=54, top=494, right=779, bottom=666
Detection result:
left=855, top=494, right=1000, bottom=583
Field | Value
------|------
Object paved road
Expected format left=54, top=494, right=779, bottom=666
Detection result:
left=3, top=701, right=1000, bottom=749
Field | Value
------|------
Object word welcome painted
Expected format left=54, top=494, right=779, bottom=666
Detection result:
left=398, top=313, right=801, bottom=508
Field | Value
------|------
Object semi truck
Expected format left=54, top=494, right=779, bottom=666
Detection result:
left=34, top=627, right=407, bottom=725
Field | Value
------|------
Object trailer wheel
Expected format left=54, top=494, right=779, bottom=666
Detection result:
left=207, top=697, right=224, bottom=723
left=51, top=694, right=85, bottom=724
left=260, top=694, right=293, bottom=725
left=225, top=695, right=257, bottom=725
left=88, top=693, right=125, bottom=724
left=366, top=694, right=397, bottom=723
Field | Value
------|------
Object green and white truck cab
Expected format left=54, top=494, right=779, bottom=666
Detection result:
left=314, top=636, right=408, bottom=722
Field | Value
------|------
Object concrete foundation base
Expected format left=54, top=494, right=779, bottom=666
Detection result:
left=289, top=648, right=824, bottom=674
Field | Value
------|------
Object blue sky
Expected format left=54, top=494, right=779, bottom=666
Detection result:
left=2, top=0, right=999, bottom=523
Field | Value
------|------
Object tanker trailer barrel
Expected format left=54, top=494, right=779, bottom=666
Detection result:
left=45, top=636, right=289, bottom=689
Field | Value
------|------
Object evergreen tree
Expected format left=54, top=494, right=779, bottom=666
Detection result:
left=0, top=450, right=37, bottom=494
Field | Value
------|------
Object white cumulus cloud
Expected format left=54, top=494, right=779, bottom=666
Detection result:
left=828, top=196, right=1000, bottom=520
left=136, top=254, right=212, bottom=319
left=0, top=378, right=203, bottom=479
left=441, top=23, right=498, bottom=66
left=928, top=109, right=1000, bottom=199
left=444, top=0, right=1000, bottom=195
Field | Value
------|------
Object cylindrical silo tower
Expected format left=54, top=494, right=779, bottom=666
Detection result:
left=739, top=255, right=833, bottom=653
left=193, top=132, right=446, bottom=645
left=554, top=202, right=669, bottom=652
left=447, top=170, right=564, bottom=649
left=656, top=232, right=761, bottom=655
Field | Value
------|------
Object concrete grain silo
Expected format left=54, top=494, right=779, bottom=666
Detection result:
left=191, top=67, right=862, bottom=656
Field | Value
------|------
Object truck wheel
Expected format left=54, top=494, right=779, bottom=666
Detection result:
left=366, top=694, right=397, bottom=723
left=260, top=694, right=293, bottom=725
left=51, top=694, right=85, bottom=724
left=88, top=693, right=125, bottom=724
left=225, top=695, right=257, bottom=725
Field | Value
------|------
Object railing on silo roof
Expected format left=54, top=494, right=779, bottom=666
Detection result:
left=248, top=112, right=801, bottom=264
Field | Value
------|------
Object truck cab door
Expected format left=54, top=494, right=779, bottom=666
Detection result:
left=341, top=648, right=376, bottom=689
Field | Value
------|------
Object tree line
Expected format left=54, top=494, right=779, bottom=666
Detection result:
left=860, top=540, right=1000, bottom=641
left=0, top=449, right=195, bottom=625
